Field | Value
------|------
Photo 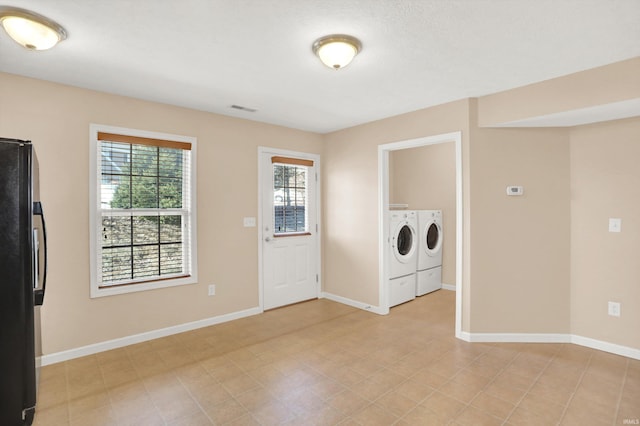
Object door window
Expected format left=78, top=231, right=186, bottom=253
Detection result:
left=397, top=225, right=413, bottom=255
left=273, top=163, right=308, bottom=234
left=427, top=223, right=439, bottom=250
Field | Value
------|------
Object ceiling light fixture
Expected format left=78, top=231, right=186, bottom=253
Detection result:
left=312, top=34, right=361, bottom=70
left=0, top=6, right=67, bottom=50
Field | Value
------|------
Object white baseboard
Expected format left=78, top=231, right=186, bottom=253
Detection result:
left=41, top=306, right=262, bottom=366
left=320, top=292, right=387, bottom=315
left=442, top=283, right=456, bottom=291
left=42, top=303, right=640, bottom=365
left=458, top=332, right=639, bottom=360
left=571, top=334, right=640, bottom=360
left=466, top=333, right=572, bottom=343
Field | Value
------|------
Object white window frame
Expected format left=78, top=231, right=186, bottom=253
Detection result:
left=89, top=124, right=198, bottom=298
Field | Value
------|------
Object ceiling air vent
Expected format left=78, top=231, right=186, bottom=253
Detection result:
left=230, top=104, right=257, bottom=113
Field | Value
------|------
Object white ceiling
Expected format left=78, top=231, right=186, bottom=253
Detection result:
left=1, top=0, right=639, bottom=133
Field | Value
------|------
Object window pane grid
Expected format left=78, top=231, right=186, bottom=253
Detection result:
left=273, top=164, right=308, bottom=234
left=98, top=139, right=191, bottom=287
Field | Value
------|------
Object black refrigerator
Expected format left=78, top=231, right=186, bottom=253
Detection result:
left=0, top=138, right=47, bottom=426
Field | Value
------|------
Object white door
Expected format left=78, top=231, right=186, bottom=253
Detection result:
left=260, top=149, right=319, bottom=310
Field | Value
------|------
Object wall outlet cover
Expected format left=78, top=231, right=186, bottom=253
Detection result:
left=608, top=218, right=622, bottom=233
left=608, top=301, right=620, bottom=317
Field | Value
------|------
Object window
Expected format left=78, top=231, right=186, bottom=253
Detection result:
left=271, top=156, right=312, bottom=235
left=90, top=125, right=197, bottom=297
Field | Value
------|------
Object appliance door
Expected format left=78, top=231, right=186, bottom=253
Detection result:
left=392, top=221, right=415, bottom=263
left=424, top=220, right=442, bottom=256
left=32, top=201, right=47, bottom=402
left=0, top=139, right=37, bottom=425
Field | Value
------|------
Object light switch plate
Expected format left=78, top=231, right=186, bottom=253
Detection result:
left=243, top=217, right=256, bottom=227
left=608, top=218, right=621, bottom=233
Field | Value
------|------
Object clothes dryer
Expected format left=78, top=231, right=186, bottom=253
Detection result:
left=389, top=210, right=418, bottom=279
left=416, top=210, right=443, bottom=296
left=388, top=210, right=418, bottom=307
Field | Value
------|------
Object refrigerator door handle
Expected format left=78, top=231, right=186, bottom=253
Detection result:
left=33, top=201, right=47, bottom=306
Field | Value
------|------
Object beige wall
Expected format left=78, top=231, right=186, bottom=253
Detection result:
left=2, top=57, right=639, bottom=358
left=390, top=143, right=457, bottom=285
left=323, top=100, right=472, bottom=326
left=478, top=57, right=640, bottom=126
left=0, top=73, right=323, bottom=354
left=468, top=124, right=571, bottom=333
left=570, top=117, right=640, bottom=348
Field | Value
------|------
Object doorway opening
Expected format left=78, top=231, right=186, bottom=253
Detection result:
left=378, top=131, right=463, bottom=339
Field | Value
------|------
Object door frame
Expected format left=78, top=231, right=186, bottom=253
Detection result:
left=378, top=131, right=463, bottom=339
left=257, top=146, right=322, bottom=311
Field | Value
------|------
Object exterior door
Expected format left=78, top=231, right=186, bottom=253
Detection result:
left=260, top=149, right=319, bottom=310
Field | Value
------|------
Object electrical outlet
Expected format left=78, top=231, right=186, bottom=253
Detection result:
left=609, top=218, right=622, bottom=233
left=208, top=284, right=216, bottom=296
left=608, top=301, right=620, bottom=317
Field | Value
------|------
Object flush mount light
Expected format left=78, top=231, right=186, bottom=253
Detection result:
left=0, top=6, right=67, bottom=50
left=312, top=34, right=361, bottom=70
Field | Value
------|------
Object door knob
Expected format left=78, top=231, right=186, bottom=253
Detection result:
left=265, top=236, right=272, bottom=242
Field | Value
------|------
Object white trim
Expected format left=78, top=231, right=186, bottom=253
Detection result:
left=458, top=331, right=471, bottom=342
left=460, top=332, right=640, bottom=361
left=442, top=283, right=456, bottom=291
left=467, top=333, right=572, bottom=343
left=40, top=309, right=640, bottom=365
left=41, top=306, right=262, bottom=366
left=321, top=292, right=387, bottom=315
left=571, top=334, right=640, bottom=361
left=88, top=124, right=198, bottom=298
left=378, top=131, right=463, bottom=336
left=257, top=146, right=321, bottom=311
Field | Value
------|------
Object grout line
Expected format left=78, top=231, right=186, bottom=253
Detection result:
left=555, top=349, right=594, bottom=425
left=498, top=347, right=557, bottom=425
left=64, top=362, right=71, bottom=426
left=612, top=358, right=630, bottom=426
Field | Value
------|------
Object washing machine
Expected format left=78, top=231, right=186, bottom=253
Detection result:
left=416, top=210, right=443, bottom=296
left=388, top=210, right=417, bottom=307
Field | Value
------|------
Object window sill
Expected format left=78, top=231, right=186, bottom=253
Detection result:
left=90, top=274, right=197, bottom=298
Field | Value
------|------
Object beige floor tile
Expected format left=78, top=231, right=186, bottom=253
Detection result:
left=483, top=382, right=527, bottom=405
left=401, top=403, right=450, bottom=425
left=560, top=403, right=612, bottom=426
left=327, top=389, right=369, bottom=416
left=469, top=391, right=515, bottom=420
left=201, top=398, right=248, bottom=424
left=374, top=390, right=418, bottom=417
left=454, top=405, right=503, bottom=426
left=33, top=403, right=69, bottom=426
left=351, top=377, right=390, bottom=401
left=250, top=400, right=297, bottom=425
left=420, top=391, right=466, bottom=418
left=527, top=380, right=575, bottom=406
left=33, top=293, right=635, bottom=426
left=438, top=378, right=483, bottom=403
left=234, top=386, right=277, bottom=411
left=166, top=410, right=213, bottom=426
left=516, top=392, right=566, bottom=424
left=350, top=403, right=399, bottom=426
left=507, top=405, right=560, bottom=426
left=393, top=377, right=435, bottom=403
left=221, top=373, right=262, bottom=397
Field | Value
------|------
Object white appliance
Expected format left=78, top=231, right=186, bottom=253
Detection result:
left=416, top=210, right=443, bottom=296
left=388, top=210, right=417, bottom=307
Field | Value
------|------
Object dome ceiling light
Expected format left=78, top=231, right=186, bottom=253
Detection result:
left=312, top=34, right=362, bottom=70
left=0, top=6, right=67, bottom=50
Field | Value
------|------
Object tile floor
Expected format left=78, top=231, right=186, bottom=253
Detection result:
left=34, top=290, right=639, bottom=425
